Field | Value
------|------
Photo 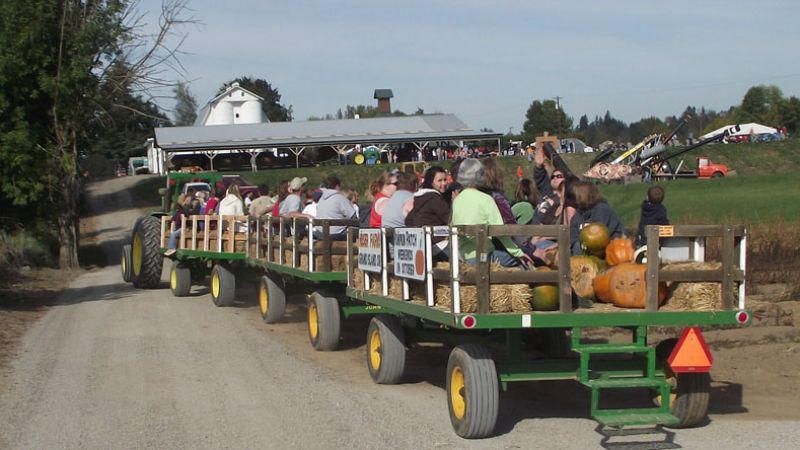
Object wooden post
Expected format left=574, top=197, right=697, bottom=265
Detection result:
left=645, top=225, right=660, bottom=311
left=475, top=225, right=490, bottom=314
left=292, top=218, right=299, bottom=268
left=557, top=225, right=571, bottom=312
left=322, top=222, right=331, bottom=272
left=346, top=227, right=355, bottom=287
left=722, top=224, right=735, bottom=310
left=191, top=216, right=198, bottom=250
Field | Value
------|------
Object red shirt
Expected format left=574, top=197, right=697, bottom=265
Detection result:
left=369, top=192, right=388, bottom=227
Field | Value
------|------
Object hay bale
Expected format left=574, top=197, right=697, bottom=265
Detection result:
left=353, top=262, right=533, bottom=313
left=661, top=261, right=725, bottom=311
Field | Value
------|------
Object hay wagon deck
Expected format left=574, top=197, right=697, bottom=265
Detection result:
left=123, top=211, right=750, bottom=439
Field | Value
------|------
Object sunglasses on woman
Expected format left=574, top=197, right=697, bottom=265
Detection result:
left=551, top=173, right=564, bottom=180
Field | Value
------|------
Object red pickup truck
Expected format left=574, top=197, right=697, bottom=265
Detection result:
left=696, top=157, right=728, bottom=179
left=654, top=157, right=729, bottom=180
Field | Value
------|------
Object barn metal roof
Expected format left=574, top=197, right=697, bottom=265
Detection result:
left=154, top=114, right=500, bottom=152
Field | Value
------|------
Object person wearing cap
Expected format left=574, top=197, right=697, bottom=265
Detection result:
left=314, top=175, right=357, bottom=240
left=279, top=176, right=308, bottom=218
left=451, top=158, right=533, bottom=268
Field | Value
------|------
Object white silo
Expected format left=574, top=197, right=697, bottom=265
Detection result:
left=207, top=101, right=234, bottom=125
left=240, top=100, right=265, bottom=124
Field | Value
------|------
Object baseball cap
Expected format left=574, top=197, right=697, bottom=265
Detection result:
left=289, top=177, right=307, bottom=191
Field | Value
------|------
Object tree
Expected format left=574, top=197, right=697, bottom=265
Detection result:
left=522, top=99, right=573, bottom=140
left=173, top=82, right=197, bottom=126
left=219, top=77, right=293, bottom=122
left=735, top=85, right=784, bottom=126
left=0, top=0, right=195, bottom=268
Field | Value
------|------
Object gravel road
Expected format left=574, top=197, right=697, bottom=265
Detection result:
left=0, top=176, right=798, bottom=449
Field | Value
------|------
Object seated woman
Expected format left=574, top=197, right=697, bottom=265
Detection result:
left=569, top=181, right=624, bottom=255
left=451, top=159, right=533, bottom=268
left=406, top=166, right=450, bottom=260
left=368, top=171, right=398, bottom=228
left=314, top=175, right=357, bottom=241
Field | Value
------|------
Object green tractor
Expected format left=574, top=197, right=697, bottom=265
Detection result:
left=121, top=172, right=257, bottom=288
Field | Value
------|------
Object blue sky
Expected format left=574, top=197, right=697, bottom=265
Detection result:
left=136, top=0, right=800, bottom=133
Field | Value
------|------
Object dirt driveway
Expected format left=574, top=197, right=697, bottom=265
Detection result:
left=0, top=176, right=799, bottom=449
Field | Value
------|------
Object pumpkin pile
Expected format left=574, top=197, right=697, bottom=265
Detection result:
left=566, top=223, right=666, bottom=309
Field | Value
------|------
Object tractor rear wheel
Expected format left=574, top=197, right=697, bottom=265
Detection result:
left=131, top=216, right=163, bottom=288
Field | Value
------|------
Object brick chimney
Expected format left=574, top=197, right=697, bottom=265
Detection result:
left=373, top=89, right=394, bottom=114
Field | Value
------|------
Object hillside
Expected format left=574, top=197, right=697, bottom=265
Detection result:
left=133, top=138, right=800, bottom=228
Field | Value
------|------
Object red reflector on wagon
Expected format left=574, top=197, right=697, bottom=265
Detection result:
left=668, top=327, right=713, bottom=373
left=736, top=310, right=750, bottom=324
left=461, top=315, right=476, bottom=329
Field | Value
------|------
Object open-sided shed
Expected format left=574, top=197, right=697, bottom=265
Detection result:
left=151, top=114, right=501, bottom=173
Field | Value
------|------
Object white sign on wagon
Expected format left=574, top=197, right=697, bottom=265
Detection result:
left=393, top=228, right=426, bottom=281
left=357, top=229, right=383, bottom=273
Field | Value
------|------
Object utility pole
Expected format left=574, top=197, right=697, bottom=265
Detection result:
left=553, top=96, right=563, bottom=135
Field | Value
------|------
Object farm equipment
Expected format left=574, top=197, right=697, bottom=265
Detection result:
left=121, top=193, right=751, bottom=439
left=353, top=146, right=382, bottom=165
left=585, top=121, right=737, bottom=182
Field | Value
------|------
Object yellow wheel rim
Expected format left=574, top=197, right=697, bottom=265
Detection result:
left=132, top=233, right=143, bottom=276
left=450, top=366, right=466, bottom=420
left=369, top=329, right=382, bottom=371
left=211, top=271, right=220, bottom=298
left=259, top=282, right=268, bottom=316
left=308, top=303, right=319, bottom=339
left=170, top=267, right=177, bottom=290
left=121, top=252, right=126, bottom=274
left=354, top=154, right=365, bottom=165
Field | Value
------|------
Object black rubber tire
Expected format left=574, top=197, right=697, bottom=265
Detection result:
left=169, top=260, right=191, bottom=297
left=121, top=244, right=132, bottom=283
left=307, top=292, right=341, bottom=351
left=366, top=314, right=406, bottom=384
left=259, top=274, right=286, bottom=323
left=131, top=216, right=163, bottom=288
left=446, top=344, right=500, bottom=439
left=210, top=264, right=235, bottom=307
left=712, top=171, right=724, bottom=178
left=654, top=338, right=711, bottom=428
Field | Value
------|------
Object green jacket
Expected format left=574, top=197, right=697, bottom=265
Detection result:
left=451, top=188, right=523, bottom=260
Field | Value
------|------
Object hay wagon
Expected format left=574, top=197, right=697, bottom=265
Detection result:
left=122, top=206, right=750, bottom=439
left=345, top=223, right=750, bottom=438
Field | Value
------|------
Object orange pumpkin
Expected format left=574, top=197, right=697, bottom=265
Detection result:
left=592, top=269, right=614, bottom=303
left=605, top=238, right=635, bottom=266
left=609, top=263, right=667, bottom=309
left=579, top=223, right=610, bottom=255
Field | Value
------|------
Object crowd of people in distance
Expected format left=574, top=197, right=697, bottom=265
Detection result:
left=167, top=148, right=671, bottom=267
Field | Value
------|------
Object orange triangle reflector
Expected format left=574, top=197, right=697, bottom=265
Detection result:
left=668, top=327, right=713, bottom=373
